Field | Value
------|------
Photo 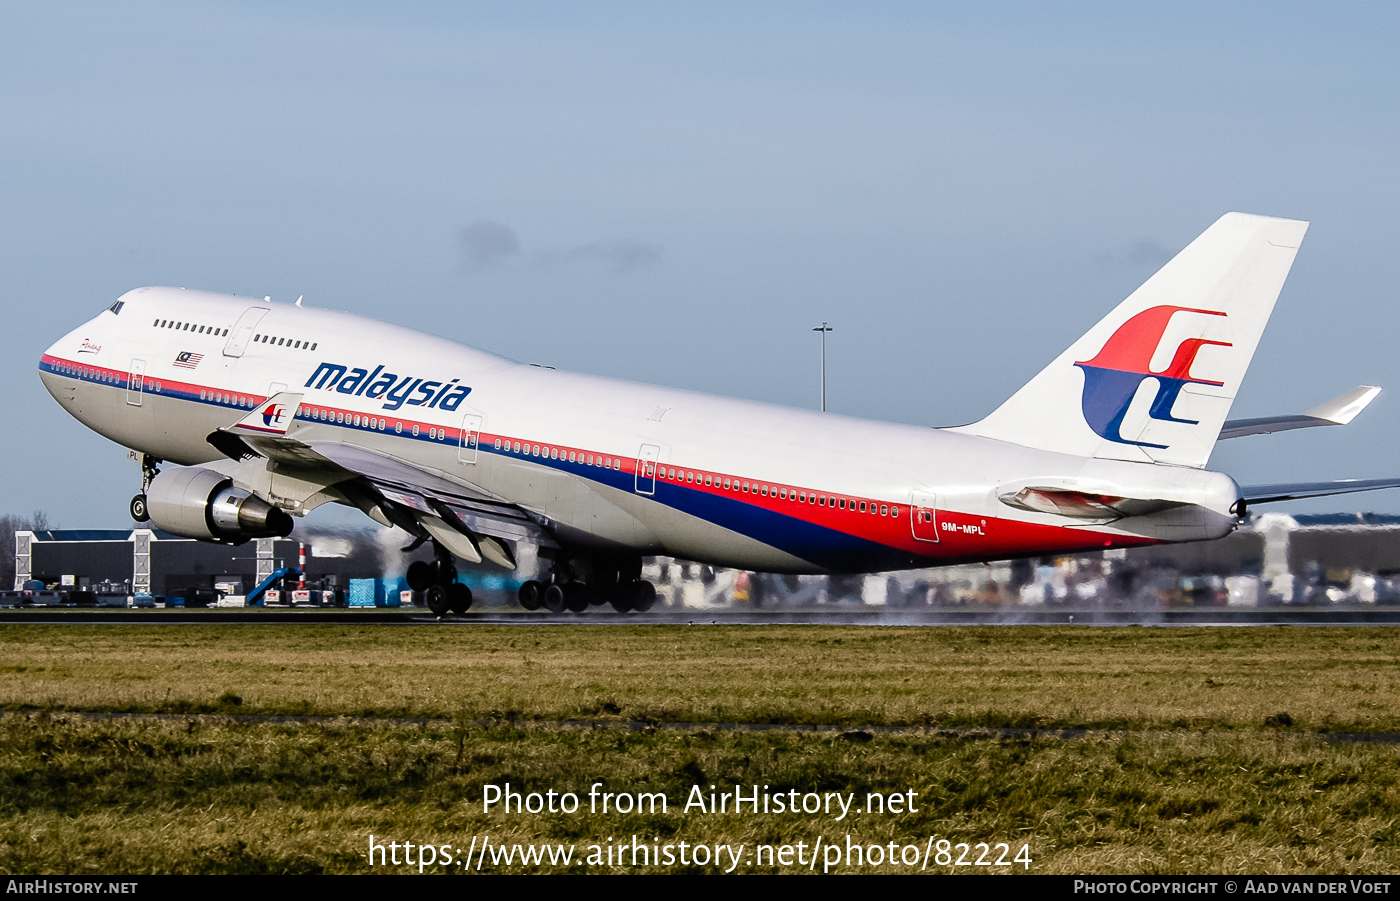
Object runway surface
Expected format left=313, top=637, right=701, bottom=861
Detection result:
left=4, top=606, right=1400, bottom=625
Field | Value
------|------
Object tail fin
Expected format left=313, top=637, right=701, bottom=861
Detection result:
left=952, top=212, right=1308, bottom=468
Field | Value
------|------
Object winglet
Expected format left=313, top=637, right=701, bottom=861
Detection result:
left=228, top=392, right=304, bottom=437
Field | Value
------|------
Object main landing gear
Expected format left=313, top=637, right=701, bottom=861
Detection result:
left=517, top=554, right=656, bottom=616
left=130, top=455, right=162, bottom=523
left=407, top=540, right=472, bottom=617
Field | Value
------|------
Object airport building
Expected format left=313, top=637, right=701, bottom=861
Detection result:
left=642, top=513, right=1400, bottom=610
left=10, top=513, right=1400, bottom=609
left=12, top=529, right=374, bottom=598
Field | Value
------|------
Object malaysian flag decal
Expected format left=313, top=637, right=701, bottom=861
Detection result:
left=173, top=352, right=203, bottom=369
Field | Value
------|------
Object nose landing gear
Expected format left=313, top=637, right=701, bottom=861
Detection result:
left=130, top=454, right=162, bottom=523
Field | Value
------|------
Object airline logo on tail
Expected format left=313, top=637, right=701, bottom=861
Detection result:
left=261, top=404, right=287, bottom=428
left=234, top=402, right=292, bottom=433
left=226, top=391, right=303, bottom=439
left=1075, top=305, right=1231, bottom=447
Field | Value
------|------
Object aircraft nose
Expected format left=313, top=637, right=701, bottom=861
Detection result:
left=42, top=323, right=88, bottom=369
left=41, top=334, right=69, bottom=375
left=39, top=316, right=101, bottom=402
left=41, top=334, right=65, bottom=365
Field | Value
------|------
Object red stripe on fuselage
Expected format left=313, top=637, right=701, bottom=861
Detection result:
left=41, top=353, right=1159, bottom=563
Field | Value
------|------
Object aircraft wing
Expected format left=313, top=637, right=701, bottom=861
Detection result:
left=304, top=441, right=550, bottom=567
left=1240, top=477, right=1400, bottom=505
left=203, top=397, right=543, bottom=568
left=207, top=391, right=340, bottom=467
left=1219, top=386, right=1380, bottom=439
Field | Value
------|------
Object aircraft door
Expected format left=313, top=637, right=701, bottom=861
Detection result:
left=635, top=444, right=659, bottom=495
left=910, top=491, right=940, bottom=543
left=223, top=307, right=270, bottom=358
left=126, top=359, right=146, bottom=406
left=458, top=413, right=483, bottom=463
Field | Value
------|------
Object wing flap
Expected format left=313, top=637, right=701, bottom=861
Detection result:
left=418, top=514, right=483, bottom=564
left=307, top=441, right=552, bottom=560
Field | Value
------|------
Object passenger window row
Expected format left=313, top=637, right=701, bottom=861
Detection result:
left=483, top=435, right=900, bottom=518
left=253, top=333, right=317, bottom=351
left=153, top=318, right=228, bottom=336
left=298, top=406, right=392, bottom=431
left=56, top=361, right=163, bottom=393
left=150, top=318, right=318, bottom=352
left=654, top=465, right=898, bottom=516
left=653, top=456, right=903, bottom=519
left=291, top=405, right=458, bottom=440
left=492, top=438, right=621, bottom=470
left=199, top=390, right=254, bottom=408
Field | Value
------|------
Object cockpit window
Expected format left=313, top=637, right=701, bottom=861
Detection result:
left=107, top=301, right=124, bottom=315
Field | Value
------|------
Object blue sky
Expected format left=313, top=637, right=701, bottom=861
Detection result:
left=3, top=2, right=1399, bottom=526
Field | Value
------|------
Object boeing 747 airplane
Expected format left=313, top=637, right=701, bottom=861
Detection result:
left=38, top=212, right=1399, bottom=614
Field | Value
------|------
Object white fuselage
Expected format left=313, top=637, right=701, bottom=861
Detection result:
left=41, top=287, right=1242, bottom=574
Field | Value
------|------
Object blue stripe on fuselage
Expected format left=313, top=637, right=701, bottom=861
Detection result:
left=483, top=444, right=919, bottom=572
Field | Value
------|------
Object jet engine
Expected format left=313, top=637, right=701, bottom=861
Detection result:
left=146, top=467, right=294, bottom=543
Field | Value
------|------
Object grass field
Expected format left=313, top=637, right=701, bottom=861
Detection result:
left=0, top=624, right=1396, bottom=874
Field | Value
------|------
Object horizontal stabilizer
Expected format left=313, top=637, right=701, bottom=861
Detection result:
left=1220, top=386, right=1380, bottom=439
left=1241, top=477, right=1400, bottom=505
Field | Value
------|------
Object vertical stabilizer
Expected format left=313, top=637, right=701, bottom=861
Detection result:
left=951, top=212, right=1308, bottom=468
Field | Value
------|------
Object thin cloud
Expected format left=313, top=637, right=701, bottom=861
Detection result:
left=457, top=221, right=662, bottom=276
left=547, top=240, right=663, bottom=275
left=458, top=221, right=522, bottom=270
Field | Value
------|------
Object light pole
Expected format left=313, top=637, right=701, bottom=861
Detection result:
left=812, top=322, right=833, bottom=412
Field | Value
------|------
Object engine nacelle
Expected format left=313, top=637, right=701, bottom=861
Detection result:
left=146, top=467, right=294, bottom=543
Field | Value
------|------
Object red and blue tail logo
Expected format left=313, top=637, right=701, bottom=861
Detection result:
left=261, top=404, right=286, bottom=427
left=1074, top=305, right=1230, bottom=448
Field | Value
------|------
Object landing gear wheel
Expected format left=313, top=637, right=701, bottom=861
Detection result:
left=543, top=583, right=567, bottom=614
left=406, top=560, right=433, bottom=592
left=631, top=580, right=656, bottom=613
left=448, top=582, right=472, bottom=615
left=424, top=584, right=450, bottom=617
left=609, top=587, right=634, bottom=614
left=518, top=580, right=543, bottom=611
left=564, top=583, right=591, bottom=613
left=129, top=494, right=150, bottom=523
left=431, top=560, right=458, bottom=586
